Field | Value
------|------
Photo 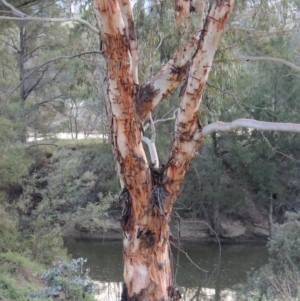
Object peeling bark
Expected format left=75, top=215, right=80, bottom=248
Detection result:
left=93, top=1, right=233, bottom=300
left=137, top=31, right=202, bottom=122
left=136, top=41, right=195, bottom=122
left=117, top=0, right=139, bottom=84
left=164, top=0, right=233, bottom=206
left=174, top=0, right=191, bottom=27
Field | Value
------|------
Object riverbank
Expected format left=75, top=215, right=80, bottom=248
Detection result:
left=62, top=214, right=269, bottom=243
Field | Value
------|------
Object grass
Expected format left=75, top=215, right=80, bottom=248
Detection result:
left=0, top=252, right=45, bottom=301
left=27, top=137, right=109, bottom=148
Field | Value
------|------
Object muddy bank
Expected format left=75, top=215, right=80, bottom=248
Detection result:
left=62, top=196, right=270, bottom=242
left=62, top=215, right=269, bottom=243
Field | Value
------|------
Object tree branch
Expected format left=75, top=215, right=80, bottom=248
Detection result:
left=142, top=110, right=179, bottom=168
left=0, top=15, right=99, bottom=34
left=194, top=119, right=300, bottom=141
left=143, top=109, right=179, bottom=132
left=163, top=0, right=234, bottom=206
left=142, top=136, right=159, bottom=168
left=0, top=51, right=102, bottom=100
left=117, top=0, right=139, bottom=84
left=232, top=56, right=300, bottom=72
left=136, top=2, right=206, bottom=122
left=1, top=0, right=27, bottom=17
left=94, top=0, right=150, bottom=204
left=221, top=28, right=298, bottom=52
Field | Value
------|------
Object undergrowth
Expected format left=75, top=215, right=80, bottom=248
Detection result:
left=237, top=211, right=300, bottom=301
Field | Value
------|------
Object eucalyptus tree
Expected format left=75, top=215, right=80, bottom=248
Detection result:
left=0, top=0, right=76, bottom=142
left=2, top=0, right=300, bottom=300
left=92, top=1, right=300, bottom=300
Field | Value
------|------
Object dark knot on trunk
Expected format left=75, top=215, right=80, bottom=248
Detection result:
left=168, top=286, right=182, bottom=300
left=118, top=187, right=131, bottom=233
left=144, top=165, right=167, bottom=217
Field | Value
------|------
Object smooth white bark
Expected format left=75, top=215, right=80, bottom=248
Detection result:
left=141, top=136, right=159, bottom=168
left=117, top=0, right=139, bottom=84
left=195, top=118, right=300, bottom=140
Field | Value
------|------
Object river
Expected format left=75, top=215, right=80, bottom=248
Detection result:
left=64, top=238, right=268, bottom=301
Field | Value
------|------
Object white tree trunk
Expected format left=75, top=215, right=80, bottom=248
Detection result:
left=93, top=1, right=234, bottom=300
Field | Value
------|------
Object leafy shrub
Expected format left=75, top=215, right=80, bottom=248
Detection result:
left=29, top=217, right=68, bottom=265
left=0, top=206, right=23, bottom=252
left=237, top=211, right=300, bottom=300
left=0, top=117, right=32, bottom=211
left=30, top=258, right=98, bottom=301
left=19, top=143, right=117, bottom=222
left=0, top=274, right=30, bottom=301
left=72, top=192, right=116, bottom=232
left=268, top=211, right=300, bottom=267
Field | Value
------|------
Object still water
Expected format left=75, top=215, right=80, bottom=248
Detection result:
left=64, top=238, right=268, bottom=301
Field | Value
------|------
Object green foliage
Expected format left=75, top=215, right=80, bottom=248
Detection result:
left=0, top=252, right=44, bottom=301
left=0, top=117, right=32, bottom=190
left=73, top=192, right=116, bottom=232
left=0, top=252, right=97, bottom=301
left=30, top=258, right=97, bottom=301
left=179, top=137, right=245, bottom=222
left=0, top=206, right=23, bottom=252
left=237, top=212, right=300, bottom=300
left=268, top=212, right=300, bottom=268
left=0, top=274, right=39, bottom=301
left=19, top=143, right=117, bottom=219
left=30, top=217, right=68, bottom=265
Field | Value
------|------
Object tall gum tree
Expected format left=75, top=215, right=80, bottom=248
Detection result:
left=93, top=0, right=233, bottom=300
left=2, top=0, right=300, bottom=300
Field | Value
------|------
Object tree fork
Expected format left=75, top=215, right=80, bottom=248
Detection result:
left=93, top=0, right=234, bottom=300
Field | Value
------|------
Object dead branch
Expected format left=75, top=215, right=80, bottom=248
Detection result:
left=0, top=0, right=99, bottom=34
left=214, top=56, right=300, bottom=72
left=195, top=118, right=300, bottom=141
left=0, top=51, right=102, bottom=101
left=0, top=16, right=99, bottom=33
left=1, top=0, right=27, bottom=17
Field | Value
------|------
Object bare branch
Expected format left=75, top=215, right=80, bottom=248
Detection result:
left=233, top=56, right=300, bottom=72
left=1, top=0, right=27, bottom=17
left=0, top=16, right=99, bottom=34
left=170, top=241, right=208, bottom=273
left=195, top=119, right=300, bottom=141
left=0, top=51, right=102, bottom=100
left=149, top=113, right=156, bottom=143
left=154, top=109, right=179, bottom=127
left=142, top=110, right=179, bottom=168
left=214, top=56, right=300, bottom=72
left=221, top=28, right=298, bottom=52
left=143, top=109, right=179, bottom=132
left=142, top=113, right=160, bottom=167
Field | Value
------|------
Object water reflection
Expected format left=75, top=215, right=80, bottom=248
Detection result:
left=64, top=239, right=268, bottom=301
left=92, top=282, right=237, bottom=301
